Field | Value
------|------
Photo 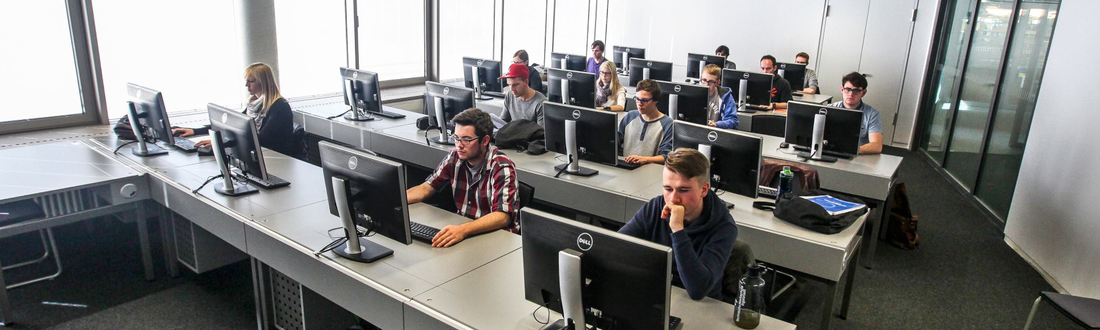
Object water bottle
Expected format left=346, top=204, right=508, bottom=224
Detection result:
left=777, top=166, right=794, bottom=203
left=735, top=263, right=766, bottom=329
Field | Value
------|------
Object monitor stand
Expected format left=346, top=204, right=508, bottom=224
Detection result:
left=471, top=66, right=493, bottom=100
left=545, top=249, right=585, bottom=330
left=210, top=131, right=259, bottom=196
left=430, top=100, right=455, bottom=145
left=797, top=112, right=838, bottom=163
left=126, top=102, right=167, bottom=157
left=331, top=177, right=393, bottom=263
left=344, top=108, right=378, bottom=122
left=553, top=120, right=598, bottom=177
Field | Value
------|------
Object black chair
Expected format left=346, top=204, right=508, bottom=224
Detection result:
left=721, top=240, right=796, bottom=306
left=0, top=199, right=62, bottom=290
left=751, top=114, right=786, bottom=138
left=1024, top=291, right=1100, bottom=329
left=290, top=123, right=308, bottom=162
left=514, top=181, right=535, bottom=232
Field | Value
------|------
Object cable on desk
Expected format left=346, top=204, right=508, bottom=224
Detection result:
left=113, top=140, right=138, bottom=155
left=192, top=174, right=223, bottom=194
left=315, top=225, right=374, bottom=257
left=327, top=109, right=352, bottom=120
left=531, top=300, right=551, bottom=326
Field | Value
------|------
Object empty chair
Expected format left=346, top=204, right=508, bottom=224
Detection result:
left=751, top=114, right=786, bottom=138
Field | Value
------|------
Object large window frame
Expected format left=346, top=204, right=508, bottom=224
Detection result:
left=0, top=0, right=106, bottom=134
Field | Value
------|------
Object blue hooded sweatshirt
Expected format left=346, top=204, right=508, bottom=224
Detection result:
left=714, top=86, right=740, bottom=129
left=619, top=191, right=738, bottom=300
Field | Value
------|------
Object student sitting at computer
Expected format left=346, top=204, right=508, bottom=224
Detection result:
left=619, top=148, right=738, bottom=301
left=500, top=63, right=548, bottom=126
left=699, top=64, right=738, bottom=129
left=595, top=61, right=627, bottom=112
left=619, top=79, right=673, bottom=165
left=513, top=49, right=543, bottom=93
left=586, top=40, right=608, bottom=74
left=831, top=72, right=883, bottom=155
left=172, top=62, right=293, bottom=155
left=406, top=108, right=520, bottom=247
left=759, top=55, right=793, bottom=111
left=716, top=45, right=736, bottom=69
left=795, top=52, right=820, bottom=94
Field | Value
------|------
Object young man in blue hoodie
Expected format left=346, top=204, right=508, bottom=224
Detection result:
left=618, top=148, right=738, bottom=301
left=700, top=64, right=738, bottom=129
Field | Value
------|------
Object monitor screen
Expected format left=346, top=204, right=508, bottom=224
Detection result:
left=543, top=103, right=619, bottom=167
left=777, top=62, right=806, bottom=93
left=341, top=67, right=383, bottom=115
left=672, top=121, right=762, bottom=198
left=720, top=69, right=773, bottom=107
left=424, top=81, right=476, bottom=129
left=522, top=208, right=672, bottom=330
left=785, top=101, right=863, bottom=158
left=462, top=57, right=504, bottom=94
left=550, top=52, right=586, bottom=71
left=612, top=46, right=646, bottom=71
left=318, top=141, right=412, bottom=245
left=207, top=103, right=270, bottom=181
left=546, top=68, right=596, bottom=108
left=686, top=53, right=726, bottom=79
left=656, top=80, right=709, bottom=126
left=126, top=83, right=175, bottom=145
left=628, top=60, right=673, bottom=87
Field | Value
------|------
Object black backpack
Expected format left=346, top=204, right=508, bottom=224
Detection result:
left=494, top=119, right=545, bottom=153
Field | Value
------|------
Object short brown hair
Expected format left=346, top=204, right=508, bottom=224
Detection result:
left=513, top=49, right=529, bottom=62
left=665, top=148, right=710, bottom=185
left=796, top=52, right=810, bottom=61
left=703, top=64, right=723, bottom=78
left=842, top=72, right=868, bottom=89
left=760, top=55, right=777, bottom=66
left=635, top=79, right=662, bottom=101
left=452, top=108, right=494, bottom=138
left=591, top=40, right=605, bottom=52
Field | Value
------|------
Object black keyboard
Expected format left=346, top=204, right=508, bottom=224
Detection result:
left=372, top=110, right=407, bottom=119
left=669, top=315, right=682, bottom=330
left=410, top=221, right=440, bottom=243
left=791, top=145, right=856, bottom=160
left=172, top=137, right=198, bottom=152
left=614, top=159, right=642, bottom=170
left=244, top=173, right=291, bottom=189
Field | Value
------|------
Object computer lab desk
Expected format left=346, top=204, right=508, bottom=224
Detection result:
left=0, top=141, right=156, bottom=327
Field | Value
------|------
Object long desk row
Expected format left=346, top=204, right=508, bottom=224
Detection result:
left=292, top=99, right=883, bottom=330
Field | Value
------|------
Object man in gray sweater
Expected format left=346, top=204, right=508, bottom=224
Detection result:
left=499, top=63, right=547, bottom=126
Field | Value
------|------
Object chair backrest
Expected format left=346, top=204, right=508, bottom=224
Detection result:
left=291, top=123, right=308, bottom=161
left=721, top=240, right=756, bottom=305
left=751, top=114, right=786, bottom=138
left=518, top=180, right=534, bottom=210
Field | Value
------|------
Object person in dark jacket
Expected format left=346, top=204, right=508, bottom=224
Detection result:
left=619, top=148, right=738, bottom=301
left=173, top=62, right=294, bottom=155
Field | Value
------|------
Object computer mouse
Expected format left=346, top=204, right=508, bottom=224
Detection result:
left=779, top=142, right=790, bottom=149
left=196, top=145, right=213, bottom=156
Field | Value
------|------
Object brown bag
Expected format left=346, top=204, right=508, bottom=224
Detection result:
left=886, top=183, right=920, bottom=249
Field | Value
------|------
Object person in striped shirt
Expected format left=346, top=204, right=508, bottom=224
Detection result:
left=406, top=108, right=520, bottom=247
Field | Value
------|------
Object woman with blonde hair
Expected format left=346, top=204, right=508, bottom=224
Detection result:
left=595, top=61, right=626, bottom=111
left=175, top=63, right=294, bottom=155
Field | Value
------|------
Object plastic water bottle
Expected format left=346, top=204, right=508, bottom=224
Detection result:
left=735, top=263, right=766, bottom=329
left=777, top=166, right=794, bottom=202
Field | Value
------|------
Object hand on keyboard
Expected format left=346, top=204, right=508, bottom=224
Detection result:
left=431, top=225, right=467, bottom=248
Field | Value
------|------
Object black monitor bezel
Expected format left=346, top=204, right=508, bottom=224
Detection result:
left=671, top=120, right=763, bottom=198
left=318, top=141, right=413, bottom=245
left=546, top=68, right=597, bottom=108
left=543, top=103, right=620, bottom=167
left=784, top=101, right=864, bottom=157
left=720, top=69, right=774, bottom=106
left=628, top=59, right=674, bottom=87
left=685, top=53, right=727, bottom=79
left=341, top=67, right=384, bottom=115
left=655, top=80, right=710, bottom=126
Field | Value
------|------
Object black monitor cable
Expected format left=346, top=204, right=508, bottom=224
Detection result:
left=113, top=140, right=137, bottom=155
left=315, top=224, right=374, bottom=257
left=327, top=109, right=353, bottom=120
left=192, top=174, right=224, bottom=194
left=531, top=300, right=551, bottom=326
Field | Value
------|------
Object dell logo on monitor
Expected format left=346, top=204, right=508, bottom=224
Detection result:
left=647, top=61, right=653, bottom=68
left=564, top=54, right=570, bottom=59
left=572, top=109, right=581, bottom=120
left=780, top=63, right=787, bottom=69
left=743, top=73, right=750, bottom=79
left=352, top=72, right=358, bottom=79
left=566, top=72, right=573, bottom=79
left=477, top=59, right=484, bottom=66
left=221, top=113, right=228, bottom=124
left=625, top=48, right=630, bottom=53
left=674, top=85, right=682, bottom=93
left=708, top=131, right=719, bottom=142
left=703, top=55, right=708, bottom=61
left=818, top=108, right=829, bottom=115
left=443, top=87, right=450, bottom=95
left=348, top=156, right=358, bottom=170
left=577, top=233, right=593, bottom=251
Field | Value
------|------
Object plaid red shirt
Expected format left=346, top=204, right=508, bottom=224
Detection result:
left=426, top=145, right=520, bottom=231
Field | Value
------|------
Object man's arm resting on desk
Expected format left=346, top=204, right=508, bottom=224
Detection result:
left=432, top=211, right=511, bottom=248
left=859, top=132, right=883, bottom=155
left=406, top=183, right=437, bottom=204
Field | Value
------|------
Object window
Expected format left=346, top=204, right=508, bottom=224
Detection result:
left=551, top=0, right=590, bottom=57
left=438, top=0, right=496, bottom=82
left=94, top=0, right=243, bottom=119
left=357, top=1, right=427, bottom=81
left=0, top=2, right=86, bottom=124
left=275, top=0, right=346, bottom=98
left=502, top=0, right=548, bottom=67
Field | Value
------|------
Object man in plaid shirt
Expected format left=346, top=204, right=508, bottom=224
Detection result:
left=406, top=108, right=520, bottom=247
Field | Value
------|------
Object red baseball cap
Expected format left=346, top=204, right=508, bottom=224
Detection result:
left=500, top=63, right=530, bottom=80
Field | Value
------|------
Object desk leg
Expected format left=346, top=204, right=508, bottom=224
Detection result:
left=0, top=257, right=11, bottom=327
left=862, top=199, right=885, bottom=270
left=158, top=207, right=180, bottom=278
left=840, top=245, right=860, bottom=319
left=251, top=258, right=270, bottom=330
left=821, top=280, right=836, bottom=330
left=134, top=204, right=155, bottom=281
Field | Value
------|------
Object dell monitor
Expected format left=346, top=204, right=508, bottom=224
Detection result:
left=686, top=53, right=726, bottom=80
left=550, top=52, right=586, bottom=71
left=672, top=121, right=762, bottom=199
left=424, top=81, right=476, bottom=145
left=341, top=68, right=383, bottom=121
left=655, top=81, right=709, bottom=126
left=318, top=141, right=411, bottom=263
left=544, top=103, right=621, bottom=176
left=522, top=208, right=674, bottom=330
left=207, top=103, right=290, bottom=196
left=721, top=69, right=773, bottom=110
left=776, top=62, right=806, bottom=94
left=462, top=57, right=504, bottom=99
left=546, top=68, right=596, bottom=108
left=123, top=83, right=177, bottom=156
left=628, top=59, right=673, bottom=87
left=612, top=46, right=646, bottom=74
left=785, top=101, right=863, bottom=162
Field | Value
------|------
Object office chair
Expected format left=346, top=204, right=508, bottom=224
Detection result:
left=721, top=240, right=796, bottom=306
left=290, top=123, right=308, bottom=162
left=512, top=181, right=535, bottom=234
left=750, top=114, right=786, bottom=138
left=1024, top=291, right=1100, bottom=329
left=0, top=199, right=62, bottom=290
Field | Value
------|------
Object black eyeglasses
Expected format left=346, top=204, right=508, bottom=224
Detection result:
left=634, top=96, right=654, bottom=104
left=842, top=87, right=865, bottom=94
left=450, top=135, right=481, bottom=145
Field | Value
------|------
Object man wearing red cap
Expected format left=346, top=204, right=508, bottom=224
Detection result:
left=499, top=63, right=547, bottom=126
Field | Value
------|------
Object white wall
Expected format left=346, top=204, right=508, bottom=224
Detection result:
left=893, top=0, right=939, bottom=148
left=1004, top=0, right=1100, bottom=299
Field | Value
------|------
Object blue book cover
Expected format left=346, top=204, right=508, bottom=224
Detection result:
left=801, top=195, right=866, bottom=215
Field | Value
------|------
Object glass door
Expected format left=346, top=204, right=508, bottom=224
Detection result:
left=920, top=0, right=978, bottom=165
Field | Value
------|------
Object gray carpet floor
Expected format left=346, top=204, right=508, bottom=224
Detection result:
left=1, top=148, right=1083, bottom=329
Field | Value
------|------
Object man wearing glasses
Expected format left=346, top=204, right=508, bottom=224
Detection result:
left=619, top=79, right=674, bottom=165
left=830, top=72, right=883, bottom=154
left=699, top=64, right=738, bottom=129
left=512, top=50, right=543, bottom=93
left=759, top=55, right=793, bottom=111
left=499, top=63, right=547, bottom=126
left=406, top=109, right=520, bottom=247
